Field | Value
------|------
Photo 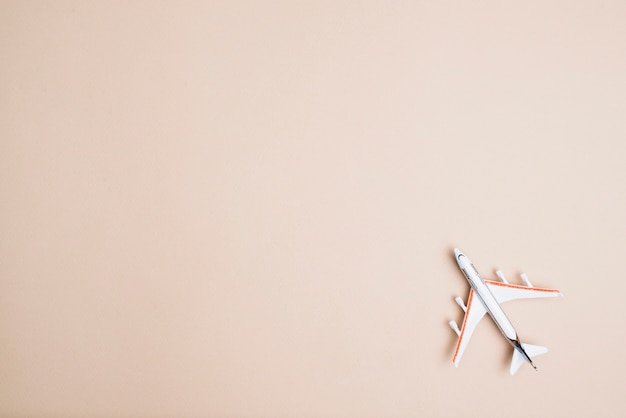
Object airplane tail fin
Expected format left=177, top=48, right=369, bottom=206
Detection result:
left=510, top=344, right=548, bottom=375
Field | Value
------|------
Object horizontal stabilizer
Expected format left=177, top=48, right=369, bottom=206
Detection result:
left=510, top=344, right=548, bottom=375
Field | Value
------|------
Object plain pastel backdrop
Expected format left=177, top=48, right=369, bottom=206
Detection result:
left=1, top=1, right=625, bottom=417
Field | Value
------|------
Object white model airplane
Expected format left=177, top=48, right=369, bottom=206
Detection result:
left=449, top=248, right=562, bottom=375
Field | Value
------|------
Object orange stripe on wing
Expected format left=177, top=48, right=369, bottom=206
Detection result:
left=452, top=289, right=474, bottom=364
left=484, top=280, right=560, bottom=293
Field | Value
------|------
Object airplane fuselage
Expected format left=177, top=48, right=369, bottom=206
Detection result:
left=454, top=249, right=518, bottom=341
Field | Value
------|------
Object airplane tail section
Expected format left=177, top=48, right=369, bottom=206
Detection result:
left=510, top=344, right=548, bottom=375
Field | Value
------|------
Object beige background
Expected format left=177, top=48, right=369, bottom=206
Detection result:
left=2, top=1, right=625, bottom=417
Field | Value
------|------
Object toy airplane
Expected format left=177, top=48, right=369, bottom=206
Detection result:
left=449, top=248, right=562, bottom=375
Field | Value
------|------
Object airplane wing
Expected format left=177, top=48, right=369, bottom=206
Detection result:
left=484, top=281, right=562, bottom=304
left=452, top=289, right=487, bottom=367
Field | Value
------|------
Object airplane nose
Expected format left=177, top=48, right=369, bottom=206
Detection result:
left=454, top=248, right=463, bottom=258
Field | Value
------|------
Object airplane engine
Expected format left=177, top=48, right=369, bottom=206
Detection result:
left=520, top=273, right=533, bottom=287
left=449, top=320, right=461, bottom=336
left=454, top=296, right=467, bottom=312
left=495, top=270, right=509, bottom=283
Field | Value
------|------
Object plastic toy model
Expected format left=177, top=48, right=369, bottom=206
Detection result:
left=448, top=248, right=563, bottom=375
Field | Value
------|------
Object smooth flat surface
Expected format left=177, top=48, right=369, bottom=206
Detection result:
left=2, top=1, right=626, bottom=417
